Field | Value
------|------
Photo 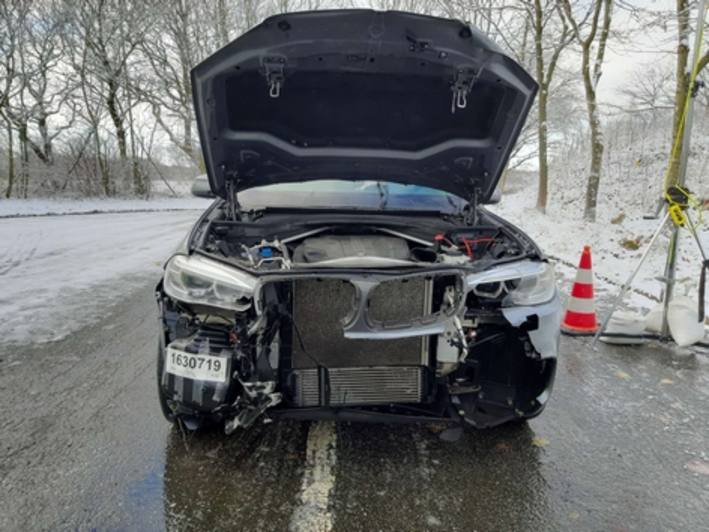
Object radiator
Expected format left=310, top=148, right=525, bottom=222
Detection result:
left=292, top=366, right=424, bottom=407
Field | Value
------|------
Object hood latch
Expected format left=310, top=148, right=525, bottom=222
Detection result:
left=450, top=67, right=479, bottom=113
left=263, top=57, right=285, bottom=98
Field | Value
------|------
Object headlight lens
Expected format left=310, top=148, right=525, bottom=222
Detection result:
left=503, top=262, right=556, bottom=306
left=467, top=260, right=556, bottom=306
left=163, top=254, right=257, bottom=311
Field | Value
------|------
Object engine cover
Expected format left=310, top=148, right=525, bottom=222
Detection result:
left=293, top=235, right=410, bottom=263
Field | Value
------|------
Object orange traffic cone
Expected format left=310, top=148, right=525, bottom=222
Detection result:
left=561, top=245, right=598, bottom=334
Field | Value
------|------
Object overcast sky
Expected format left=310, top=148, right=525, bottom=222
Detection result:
left=599, top=0, right=679, bottom=104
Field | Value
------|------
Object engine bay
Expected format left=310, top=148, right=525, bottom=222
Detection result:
left=197, top=207, right=532, bottom=272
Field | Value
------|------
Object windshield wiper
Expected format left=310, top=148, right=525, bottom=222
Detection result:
left=376, top=181, right=390, bottom=210
left=446, top=194, right=463, bottom=215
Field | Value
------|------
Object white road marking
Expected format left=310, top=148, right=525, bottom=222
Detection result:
left=413, top=429, right=444, bottom=528
left=289, top=421, right=337, bottom=532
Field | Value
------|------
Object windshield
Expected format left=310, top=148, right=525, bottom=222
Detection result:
left=237, top=180, right=466, bottom=213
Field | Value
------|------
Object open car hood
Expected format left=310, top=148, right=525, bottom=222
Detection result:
left=192, top=9, right=537, bottom=204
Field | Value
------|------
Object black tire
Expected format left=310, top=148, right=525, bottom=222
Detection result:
left=157, top=338, right=219, bottom=433
left=157, top=340, right=177, bottom=423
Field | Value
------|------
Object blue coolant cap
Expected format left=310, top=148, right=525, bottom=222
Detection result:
left=260, top=247, right=273, bottom=258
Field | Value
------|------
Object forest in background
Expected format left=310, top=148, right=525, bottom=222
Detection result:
left=1, top=0, right=708, bottom=222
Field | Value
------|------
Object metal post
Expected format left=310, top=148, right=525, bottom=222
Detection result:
left=686, top=213, right=709, bottom=264
left=660, top=0, right=707, bottom=336
left=593, top=211, right=671, bottom=347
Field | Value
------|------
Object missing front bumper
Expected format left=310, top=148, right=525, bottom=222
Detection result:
left=291, top=366, right=426, bottom=407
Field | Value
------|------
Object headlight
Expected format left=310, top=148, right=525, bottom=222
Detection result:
left=467, top=260, right=556, bottom=306
left=503, top=262, right=556, bottom=306
left=163, top=254, right=257, bottom=311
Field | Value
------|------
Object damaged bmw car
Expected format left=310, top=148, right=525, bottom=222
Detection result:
left=156, top=9, right=561, bottom=434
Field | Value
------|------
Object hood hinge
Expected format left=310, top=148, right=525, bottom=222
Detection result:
left=450, top=66, right=480, bottom=114
left=263, top=57, right=286, bottom=98
left=463, top=188, right=481, bottom=226
left=221, top=165, right=242, bottom=220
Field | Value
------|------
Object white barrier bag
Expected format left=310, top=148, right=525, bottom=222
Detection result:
left=645, top=303, right=663, bottom=333
left=666, top=296, right=705, bottom=347
left=601, top=311, right=646, bottom=344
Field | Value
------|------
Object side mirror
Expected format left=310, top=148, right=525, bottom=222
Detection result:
left=191, top=176, right=215, bottom=198
left=488, top=187, right=502, bottom=204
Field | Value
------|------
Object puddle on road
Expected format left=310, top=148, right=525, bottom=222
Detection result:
left=156, top=421, right=308, bottom=531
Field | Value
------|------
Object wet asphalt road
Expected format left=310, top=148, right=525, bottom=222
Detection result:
left=2, top=251, right=709, bottom=530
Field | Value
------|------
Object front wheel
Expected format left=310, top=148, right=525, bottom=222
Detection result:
left=157, top=341, right=176, bottom=423
left=156, top=339, right=219, bottom=432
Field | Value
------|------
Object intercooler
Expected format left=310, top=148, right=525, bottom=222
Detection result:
left=289, top=278, right=431, bottom=407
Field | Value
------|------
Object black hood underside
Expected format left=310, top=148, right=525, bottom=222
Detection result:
left=192, top=9, right=538, bottom=203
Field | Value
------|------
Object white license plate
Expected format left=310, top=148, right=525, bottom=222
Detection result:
left=165, top=347, right=228, bottom=383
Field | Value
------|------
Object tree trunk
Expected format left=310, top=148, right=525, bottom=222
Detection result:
left=92, top=128, right=111, bottom=196
left=125, top=77, right=144, bottom=196
left=99, top=155, right=110, bottom=196
left=181, top=58, right=194, bottom=162
left=561, top=0, right=612, bottom=222
left=132, top=159, right=145, bottom=196
left=182, top=116, right=194, bottom=161
left=533, top=0, right=548, bottom=212
left=106, top=79, right=128, bottom=161
left=582, top=58, right=604, bottom=221
left=584, top=103, right=604, bottom=221
left=37, top=112, right=54, bottom=165
left=217, top=0, right=229, bottom=47
left=666, top=0, right=690, bottom=189
left=5, top=118, right=15, bottom=198
left=536, top=90, right=549, bottom=212
left=106, top=77, right=132, bottom=194
left=18, top=122, right=30, bottom=199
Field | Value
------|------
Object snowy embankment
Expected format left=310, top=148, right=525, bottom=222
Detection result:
left=0, top=209, right=205, bottom=345
left=492, top=186, right=709, bottom=317
left=0, top=197, right=212, bottom=217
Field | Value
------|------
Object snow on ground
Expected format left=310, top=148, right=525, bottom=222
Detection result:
left=0, top=197, right=212, bottom=217
left=0, top=210, right=203, bottom=345
left=492, top=185, right=709, bottom=317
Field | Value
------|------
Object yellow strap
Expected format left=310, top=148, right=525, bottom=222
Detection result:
left=661, top=10, right=706, bottom=228
left=662, top=13, right=706, bottom=193
left=669, top=204, right=686, bottom=227
left=664, top=184, right=703, bottom=227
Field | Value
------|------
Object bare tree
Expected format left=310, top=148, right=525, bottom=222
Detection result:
left=140, top=0, right=312, bottom=170
left=436, top=0, right=522, bottom=39
left=65, top=0, right=153, bottom=196
left=75, top=40, right=112, bottom=195
left=140, top=0, right=222, bottom=169
left=210, top=0, right=264, bottom=47
left=5, top=1, right=77, bottom=173
left=528, top=0, right=573, bottom=212
left=560, top=0, right=614, bottom=222
left=369, top=0, right=432, bottom=12
left=0, top=1, right=27, bottom=197
left=620, top=62, right=676, bottom=113
left=271, top=0, right=325, bottom=11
